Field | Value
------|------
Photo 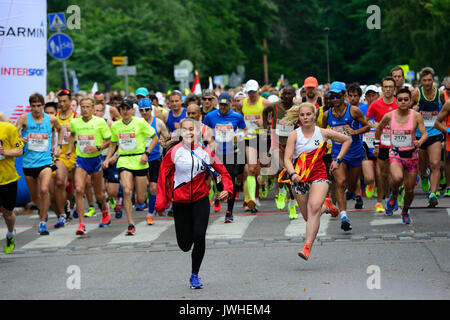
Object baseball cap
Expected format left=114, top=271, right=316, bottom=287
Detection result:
left=119, top=98, right=135, bottom=109
left=329, top=81, right=346, bottom=93
left=136, top=87, right=149, bottom=97
left=365, top=85, right=380, bottom=94
left=234, top=91, right=247, bottom=99
left=244, top=79, right=259, bottom=93
left=218, top=92, right=232, bottom=105
left=138, top=98, right=152, bottom=109
left=304, top=76, right=319, bottom=88
left=202, top=89, right=215, bottom=97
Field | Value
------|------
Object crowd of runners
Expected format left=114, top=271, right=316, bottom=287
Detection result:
left=1, top=66, right=449, bottom=289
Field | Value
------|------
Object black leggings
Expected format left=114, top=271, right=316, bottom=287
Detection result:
left=173, top=197, right=210, bottom=274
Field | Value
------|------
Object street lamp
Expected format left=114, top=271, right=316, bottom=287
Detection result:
left=324, top=27, right=330, bottom=84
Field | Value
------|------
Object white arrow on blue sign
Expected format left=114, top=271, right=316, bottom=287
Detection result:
left=47, top=33, right=74, bottom=60
left=48, top=13, right=66, bottom=31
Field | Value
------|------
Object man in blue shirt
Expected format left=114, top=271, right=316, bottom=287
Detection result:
left=203, top=92, right=247, bottom=223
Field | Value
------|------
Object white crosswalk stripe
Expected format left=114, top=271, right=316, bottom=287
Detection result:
left=109, top=220, right=174, bottom=244
left=1, top=226, right=33, bottom=237
left=369, top=217, right=403, bottom=225
left=284, top=214, right=332, bottom=237
left=206, top=215, right=256, bottom=239
left=22, top=223, right=98, bottom=249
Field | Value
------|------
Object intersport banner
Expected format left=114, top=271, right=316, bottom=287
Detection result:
left=0, top=0, right=47, bottom=122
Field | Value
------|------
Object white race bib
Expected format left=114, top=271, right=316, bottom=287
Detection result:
left=420, top=111, right=438, bottom=127
left=275, top=120, right=294, bottom=137
left=244, top=115, right=261, bottom=134
left=119, top=133, right=137, bottom=151
left=28, top=133, right=49, bottom=152
left=332, top=125, right=350, bottom=144
left=391, top=130, right=412, bottom=148
left=78, top=135, right=95, bottom=153
left=215, top=124, right=234, bottom=143
left=62, top=127, right=71, bottom=145
left=381, top=127, right=391, bottom=146
left=363, top=130, right=376, bottom=149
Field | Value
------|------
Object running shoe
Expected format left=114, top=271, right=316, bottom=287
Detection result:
left=4, top=231, right=15, bottom=254
left=234, top=191, right=240, bottom=200
left=73, top=207, right=78, bottom=219
left=224, top=211, right=233, bottom=223
left=375, top=202, right=385, bottom=213
left=64, top=200, right=72, bottom=221
left=386, top=194, right=398, bottom=212
left=243, top=201, right=250, bottom=212
left=323, top=198, right=339, bottom=217
left=126, top=224, right=136, bottom=236
left=250, top=208, right=258, bottom=214
left=298, top=248, right=310, bottom=261
left=167, top=207, right=174, bottom=217
left=365, top=184, right=375, bottom=199
left=436, top=190, right=441, bottom=197
left=397, top=187, right=405, bottom=207
left=345, top=190, right=355, bottom=201
left=259, top=182, right=267, bottom=199
left=355, top=196, right=363, bottom=209
left=99, top=210, right=111, bottom=227
left=75, top=224, right=86, bottom=235
left=440, top=174, right=446, bottom=188
left=247, top=199, right=257, bottom=211
left=402, top=213, right=412, bottom=224
left=146, top=215, right=154, bottom=225
left=373, top=186, right=378, bottom=198
left=444, top=187, right=450, bottom=197
left=136, top=202, right=147, bottom=211
left=54, top=215, right=66, bottom=228
left=38, top=222, right=49, bottom=235
left=428, top=193, right=438, bottom=208
left=109, top=197, right=116, bottom=210
left=214, top=199, right=221, bottom=212
left=268, top=178, right=275, bottom=191
left=288, top=202, right=298, bottom=220
left=190, top=273, right=203, bottom=289
left=275, top=192, right=286, bottom=210
left=84, top=206, right=96, bottom=217
left=340, top=216, right=352, bottom=232
left=421, top=176, right=430, bottom=193
left=115, top=204, right=122, bottom=219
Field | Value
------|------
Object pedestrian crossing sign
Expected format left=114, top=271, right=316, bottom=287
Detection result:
left=48, top=13, right=66, bottom=31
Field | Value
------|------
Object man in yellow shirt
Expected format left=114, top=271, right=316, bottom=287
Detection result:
left=0, top=121, right=25, bottom=254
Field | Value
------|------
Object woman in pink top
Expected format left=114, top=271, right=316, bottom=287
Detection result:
left=375, top=89, right=428, bottom=223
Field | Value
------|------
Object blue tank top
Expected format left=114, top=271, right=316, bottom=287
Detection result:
left=417, top=86, right=441, bottom=137
left=167, top=108, right=187, bottom=133
left=147, top=117, right=161, bottom=162
left=327, top=105, right=364, bottom=159
left=22, top=112, right=53, bottom=168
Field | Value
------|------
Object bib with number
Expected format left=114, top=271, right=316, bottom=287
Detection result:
left=28, top=133, right=49, bottom=152
left=381, top=127, right=391, bottom=146
left=420, top=111, right=438, bottom=127
left=119, top=133, right=137, bottom=151
left=391, top=129, right=412, bottom=148
left=244, top=115, right=261, bottom=133
left=275, top=120, right=294, bottom=137
left=62, top=126, right=71, bottom=145
left=331, top=125, right=350, bottom=144
left=363, top=131, right=376, bottom=149
left=215, top=124, right=234, bottom=143
left=78, top=135, right=95, bottom=153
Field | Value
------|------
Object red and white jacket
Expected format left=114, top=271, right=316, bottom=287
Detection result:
left=155, top=143, right=233, bottom=212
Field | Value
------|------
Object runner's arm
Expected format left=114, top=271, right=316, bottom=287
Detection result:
left=434, top=100, right=450, bottom=134
left=320, top=110, right=328, bottom=129
left=411, top=89, right=419, bottom=111
left=374, top=113, right=391, bottom=141
left=321, top=128, right=351, bottom=159
left=262, top=103, right=274, bottom=129
left=348, top=107, right=370, bottom=135
left=283, top=130, right=298, bottom=179
left=415, top=111, right=428, bottom=147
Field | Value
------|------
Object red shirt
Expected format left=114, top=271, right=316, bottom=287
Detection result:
left=366, top=97, right=398, bottom=122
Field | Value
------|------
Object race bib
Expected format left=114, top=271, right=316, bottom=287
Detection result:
left=391, top=130, right=412, bottom=148
left=363, top=130, right=376, bottom=149
left=275, top=120, right=294, bottom=137
left=119, top=133, right=137, bottom=151
left=62, top=126, right=71, bottom=145
left=0, top=141, right=4, bottom=160
left=215, top=124, right=234, bottom=143
left=332, top=125, right=350, bottom=144
left=381, top=127, right=391, bottom=146
left=421, top=111, right=438, bottom=127
left=78, top=135, right=95, bottom=153
left=244, top=115, right=261, bottom=134
left=28, top=133, right=49, bottom=152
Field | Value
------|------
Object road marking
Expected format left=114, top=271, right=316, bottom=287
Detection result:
left=284, top=214, right=331, bottom=237
left=369, top=217, right=403, bottom=226
left=447, top=208, right=450, bottom=217
left=0, top=226, right=33, bottom=237
left=206, top=215, right=256, bottom=239
left=109, top=220, right=173, bottom=244
left=22, top=223, right=98, bottom=249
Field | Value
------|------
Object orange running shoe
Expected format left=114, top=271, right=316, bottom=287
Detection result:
left=323, top=198, right=339, bottom=217
left=298, top=242, right=312, bottom=261
left=214, top=199, right=221, bottom=212
left=99, top=210, right=111, bottom=227
left=146, top=215, right=154, bottom=225
left=75, top=224, right=86, bottom=235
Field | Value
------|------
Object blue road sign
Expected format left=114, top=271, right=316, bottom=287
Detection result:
left=47, top=33, right=74, bottom=60
left=48, top=13, right=66, bottom=31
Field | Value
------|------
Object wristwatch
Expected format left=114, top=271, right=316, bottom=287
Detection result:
left=335, top=157, right=343, bottom=164
left=289, top=172, right=297, bottom=180
left=96, top=146, right=101, bottom=151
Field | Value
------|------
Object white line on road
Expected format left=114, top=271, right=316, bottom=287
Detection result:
left=206, top=215, right=256, bottom=239
left=369, top=217, right=403, bottom=226
left=109, top=220, right=174, bottom=244
left=284, top=214, right=331, bottom=237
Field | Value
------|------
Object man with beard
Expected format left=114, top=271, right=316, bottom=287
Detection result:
left=301, top=76, right=323, bottom=109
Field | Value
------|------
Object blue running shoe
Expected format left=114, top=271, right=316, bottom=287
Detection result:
left=190, top=273, right=203, bottom=289
left=386, top=194, right=398, bottom=212
left=73, top=207, right=78, bottom=219
left=136, top=202, right=147, bottom=211
left=345, top=190, right=355, bottom=201
left=402, top=213, right=412, bottom=224
left=39, top=222, right=49, bottom=235
left=340, top=217, right=352, bottom=232
left=54, top=215, right=66, bottom=228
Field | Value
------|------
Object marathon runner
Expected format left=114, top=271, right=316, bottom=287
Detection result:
left=375, top=88, right=428, bottom=222
left=434, top=98, right=450, bottom=197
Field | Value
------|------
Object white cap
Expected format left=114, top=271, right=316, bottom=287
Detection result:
left=365, top=85, right=380, bottom=94
left=268, top=95, right=279, bottom=103
left=234, top=91, right=247, bottom=99
left=244, top=79, right=259, bottom=92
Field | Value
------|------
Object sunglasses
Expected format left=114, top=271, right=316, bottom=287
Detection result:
left=202, top=97, right=213, bottom=101
left=139, top=108, right=152, bottom=112
left=397, top=98, right=410, bottom=102
left=329, top=94, right=342, bottom=100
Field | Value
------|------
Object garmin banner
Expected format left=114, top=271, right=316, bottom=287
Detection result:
left=0, top=0, right=47, bottom=122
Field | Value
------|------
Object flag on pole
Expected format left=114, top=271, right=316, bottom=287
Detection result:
left=192, top=71, right=201, bottom=96
left=208, top=76, right=213, bottom=90
left=90, top=82, right=98, bottom=96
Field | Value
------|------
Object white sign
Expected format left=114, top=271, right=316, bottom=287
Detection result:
left=174, top=68, right=189, bottom=80
left=116, top=65, right=136, bottom=76
left=0, top=0, right=47, bottom=122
